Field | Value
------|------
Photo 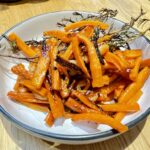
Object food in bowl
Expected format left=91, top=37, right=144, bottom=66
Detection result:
left=1, top=8, right=150, bottom=136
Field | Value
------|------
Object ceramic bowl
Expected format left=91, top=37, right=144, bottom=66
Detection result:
left=0, top=11, right=150, bottom=145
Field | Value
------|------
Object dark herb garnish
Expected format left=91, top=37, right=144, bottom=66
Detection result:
left=0, top=54, right=38, bottom=62
left=56, top=56, right=87, bottom=78
left=92, top=28, right=104, bottom=64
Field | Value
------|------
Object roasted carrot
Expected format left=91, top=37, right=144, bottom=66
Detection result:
left=123, top=49, right=142, bottom=58
left=98, top=35, right=112, bottom=43
left=61, top=43, right=73, bottom=60
left=78, top=34, right=103, bottom=87
left=79, top=26, right=94, bottom=38
left=115, top=90, right=143, bottom=121
left=105, top=52, right=125, bottom=71
left=65, top=97, right=99, bottom=113
left=45, top=111, right=54, bottom=126
left=8, top=33, right=37, bottom=57
left=20, top=80, right=47, bottom=96
left=11, top=64, right=33, bottom=79
left=32, top=55, right=50, bottom=89
left=100, top=103, right=140, bottom=112
left=71, top=90, right=99, bottom=111
left=49, top=39, right=61, bottom=91
left=70, top=113, right=128, bottom=133
left=43, top=30, right=71, bottom=43
left=72, top=37, right=90, bottom=78
left=129, top=57, right=141, bottom=81
left=7, top=91, right=49, bottom=104
left=141, top=58, right=150, bottom=68
left=20, top=102, right=49, bottom=112
left=118, top=67, right=150, bottom=103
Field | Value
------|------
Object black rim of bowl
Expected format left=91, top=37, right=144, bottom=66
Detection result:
left=0, top=10, right=150, bottom=141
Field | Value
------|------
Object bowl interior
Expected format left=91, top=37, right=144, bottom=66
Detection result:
left=0, top=11, right=150, bottom=136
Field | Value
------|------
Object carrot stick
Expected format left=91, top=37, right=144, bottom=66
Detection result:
left=8, top=33, right=37, bottom=57
left=45, top=111, right=54, bottom=126
left=61, top=43, right=73, bottom=60
left=11, top=64, right=33, bottom=79
left=43, top=30, right=71, bottom=43
left=129, top=57, right=141, bottom=81
left=20, top=102, right=49, bottom=112
left=65, top=97, right=100, bottom=113
left=47, top=92, right=64, bottom=119
left=79, top=26, right=94, bottom=38
left=115, top=90, right=143, bottom=121
left=72, top=37, right=90, bottom=78
left=49, top=40, right=61, bottom=90
left=100, top=103, right=140, bottom=112
left=70, top=113, right=128, bottom=133
left=78, top=34, right=103, bottom=87
left=32, top=55, right=50, bottom=89
left=54, top=93, right=65, bottom=117
left=71, top=90, right=99, bottom=111
left=7, top=91, right=49, bottom=104
left=20, top=80, right=47, bottom=96
left=118, top=67, right=150, bottom=103
left=64, top=20, right=109, bottom=31
left=141, top=58, right=150, bottom=68
left=105, top=52, right=125, bottom=71
left=123, top=49, right=142, bottom=58
left=97, top=35, right=112, bottom=43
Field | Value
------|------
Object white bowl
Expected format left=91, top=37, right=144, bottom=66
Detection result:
left=0, top=11, right=150, bottom=145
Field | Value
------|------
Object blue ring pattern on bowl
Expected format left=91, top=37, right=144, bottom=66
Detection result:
left=0, top=10, right=150, bottom=141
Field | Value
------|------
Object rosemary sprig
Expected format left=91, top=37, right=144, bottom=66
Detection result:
left=0, top=54, right=38, bottom=62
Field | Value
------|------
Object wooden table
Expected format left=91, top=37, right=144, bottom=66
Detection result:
left=0, top=0, right=150, bottom=149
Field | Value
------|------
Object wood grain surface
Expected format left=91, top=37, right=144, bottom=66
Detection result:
left=0, top=0, right=150, bottom=150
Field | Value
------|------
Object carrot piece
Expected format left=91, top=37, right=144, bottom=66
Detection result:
left=8, top=33, right=37, bottom=57
left=100, top=79, right=126, bottom=95
left=118, top=67, right=150, bottom=103
left=99, top=44, right=109, bottom=56
left=11, top=64, right=33, bottom=79
left=71, top=90, right=99, bottom=111
left=115, top=90, right=143, bottom=121
left=97, top=35, right=112, bottom=43
left=72, top=37, right=90, bottom=78
left=49, top=40, right=61, bottom=91
left=70, top=113, right=128, bottom=133
left=78, top=34, right=103, bottom=87
left=20, top=80, right=47, bottom=96
left=79, top=26, right=94, bottom=38
left=32, top=55, right=50, bottom=89
left=61, top=43, right=73, bottom=60
left=20, top=102, right=49, bottom=112
left=123, top=49, right=142, bottom=58
left=114, top=51, right=128, bottom=69
left=129, top=57, right=142, bottom=81
left=65, top=97, right=100, bottom=113
left=100, top=103, right=140, bottom=112
left=43, top=30, right=71, bottom=43
left=54, top=93, right=65, bottom=117
left=114, top=84, right=125, bottom=99
left=7, top=91, right=49, bottom=104
left=47, top=92, right=64, bottom=119
left=64, top=20, right=109, bottom=31
left=45, top=111, right=54, bottom=126
left=105, top=52, right=125, bottom=71
left=141, top=58, right=150, bottom=68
